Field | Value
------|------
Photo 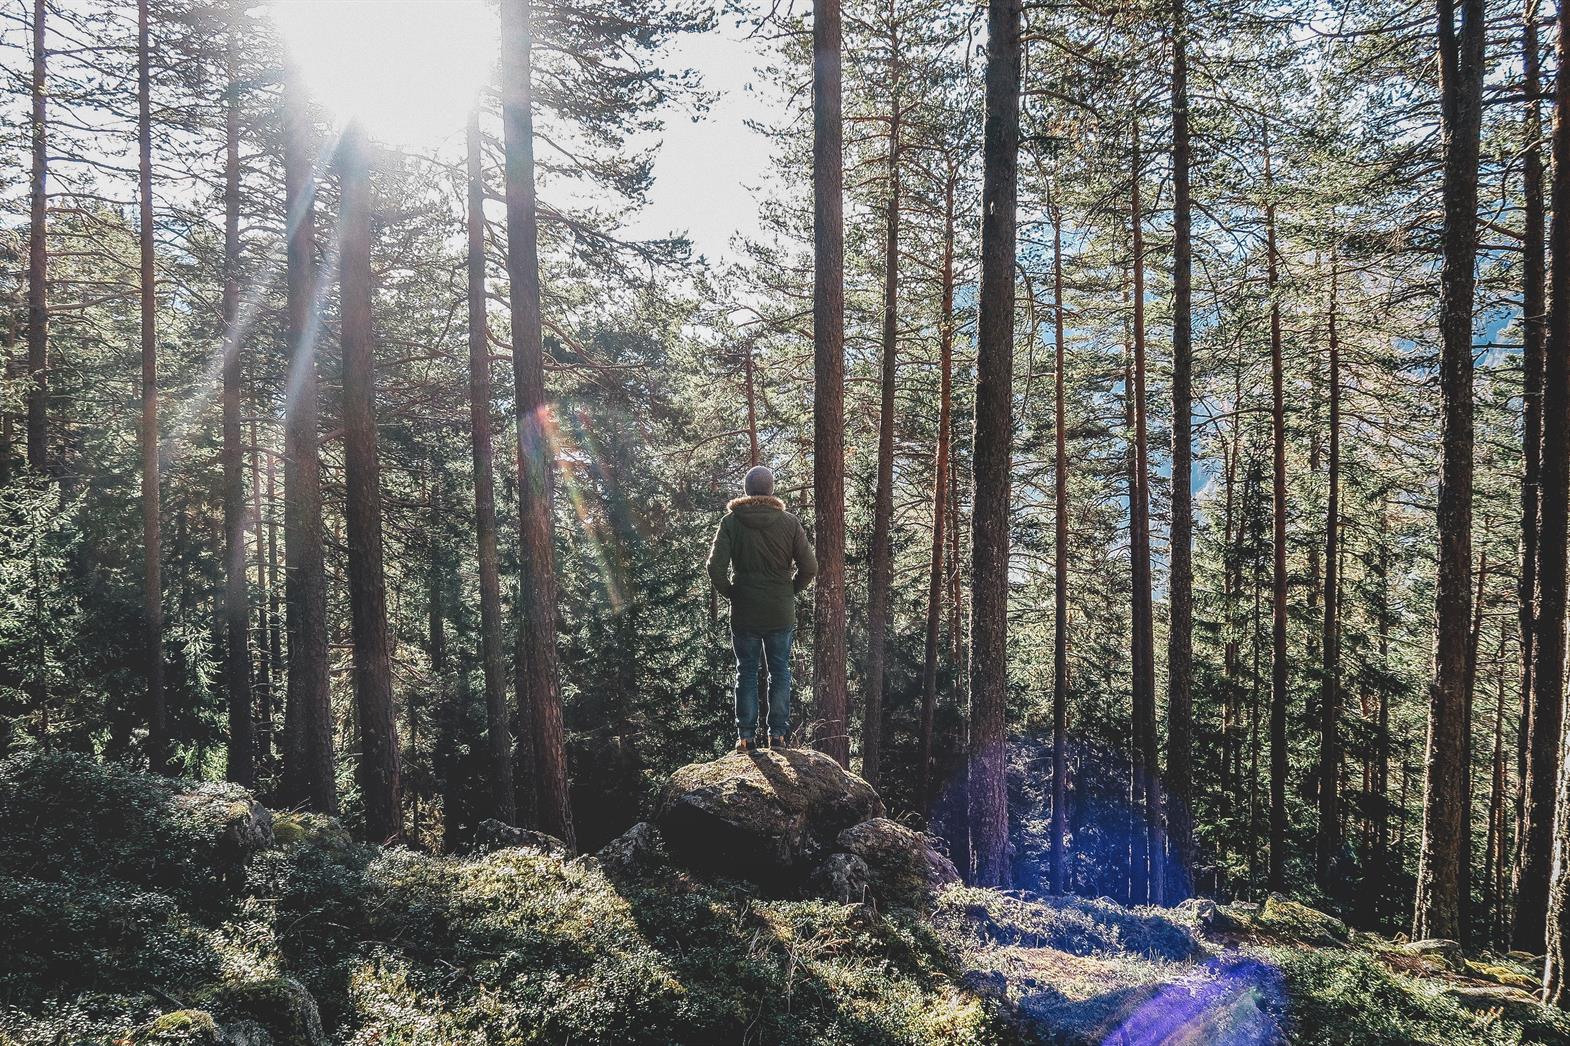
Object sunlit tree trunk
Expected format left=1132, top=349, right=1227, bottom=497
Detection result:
left=1415, top=0, right=1484, bottom=945
left=968, top=0, right=1021, bottom=890
left=136, top=0, right=170, bottom=773
left=813, top=0, right=850, bottom=767
left=919, top=169, right=956, bottom=814
left=1315, top=255, right=1341, bottom=889
left=1540, top=0, right=1570, bottom=1000
left=1050, top=203, right=1069, bottom=895
left=1516, top=0, right=1560, bottom=956
left=466, top=111, right=517, bottom=826
left=1265, top=127, right=1288, bottom=892
left=1516, top=0, right=1547, bottom=863
left=1165, top=0, right=1195, bottom=902
left=250, top=413, right=273, bottom=770
left=1130, top=124, right=1161, bottom=905
left=500, top=0, right=574, bottom=846
left=26, top=0, right=46, bottom=475
left=338, top=121, right=401, bottom=844
left=220, top=10, right=253, bottom=787
left=863, top=74, right=900, bottom=787
left=281, top=62, right=336, bottom=814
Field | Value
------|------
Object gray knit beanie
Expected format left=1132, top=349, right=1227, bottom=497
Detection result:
left=743, top=465, right=776, bottom=497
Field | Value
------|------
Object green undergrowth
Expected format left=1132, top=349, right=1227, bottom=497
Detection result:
left=0, top=753, right=1006, bottom=1045
left=1, top=753, right=1568, bottom=1045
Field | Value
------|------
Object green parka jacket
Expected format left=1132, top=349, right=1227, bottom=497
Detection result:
left=705, top=495, right=817, bottom=632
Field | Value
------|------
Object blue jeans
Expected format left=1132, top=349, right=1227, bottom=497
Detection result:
left=733, top=627, right=792, bottom=741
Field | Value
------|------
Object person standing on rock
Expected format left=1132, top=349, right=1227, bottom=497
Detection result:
left=706, top=465, right=817, bottom=752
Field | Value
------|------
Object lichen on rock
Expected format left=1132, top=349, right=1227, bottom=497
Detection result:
left=653, top=748, right=882, bottom=887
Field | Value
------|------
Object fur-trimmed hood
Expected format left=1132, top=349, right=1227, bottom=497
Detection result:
left=726, top=495, right=788, bottom=530
left=726, top=495, right=785, bottom=513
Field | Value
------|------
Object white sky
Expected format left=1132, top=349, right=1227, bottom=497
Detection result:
left=267, top=0, right=773, bottom=263
left=625, top=23, right=774, bottom=263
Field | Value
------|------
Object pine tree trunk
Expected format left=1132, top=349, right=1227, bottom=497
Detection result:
left=1516, top=0, right=1546, bottom=857
left=1367, top=511, right=1393, bottom=925
left=430, top=469, right=463, bottom=848
left=1539, top=0, right=1570, bottom=998
left=1249, top=532, right=1264, bottom=897
left=1165, top=0, right=1195, bottom=902
left=1315, top=255, right=1341, bottom=889
left=281, top=62, right=336, bottom=815
left=812, top=0, right=850, bottom=767
left=1265, top=128, right=1288, bottom=892
left=26, top=0, right=46, bottom=474
left=863, top=93, right=899, bottom=787
left=1050, top=205, right=1069, bottom=895
left=1415, top=0, right=1484, bottom=945
left=499, top=0, right=574, bottom=847
left=919, top=170, right=956, bottom=814
left=1130, top=125, right=1162, bottom=905
left=1123, top=312, right=1146, bottom=904
left=1459, top=548, right=1488, bottom=944
left=466, top=111, right=517, bottom=825
left=1, top=314, right=13, bottom=485
left=220, top=11, right=253, bottom=787
left=337, top=122, right=402, bottom=845
left=743, top=339, right=760, bottom=467
left=969, top=0, right=1021, bottom=889
left=137, top=0, right=169, bottom=774
left=1515, top=0, right=1561, bottom=955
left=1484, top=655, right=1506, bottom=949
left=250, top=415, right=273, bottom=769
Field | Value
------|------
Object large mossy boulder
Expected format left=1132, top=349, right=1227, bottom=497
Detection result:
left=832, top=818, right=959, bottom=906
left=203, top=977, right=328, bottom=1046
left=653, top=748, right=882, bottom=887
left=1255, top=892, right=1349, bottom=946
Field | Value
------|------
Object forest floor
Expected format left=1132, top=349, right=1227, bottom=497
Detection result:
left=0, top=752, right=1567, bottom=1046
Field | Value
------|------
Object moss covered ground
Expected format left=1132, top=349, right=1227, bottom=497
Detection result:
left=0, top=753, right=1566, bottom=1045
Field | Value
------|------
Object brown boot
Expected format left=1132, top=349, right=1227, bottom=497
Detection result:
left=769, top=735, right=789, bottom=750
left=735, top=738, right=756, bottom=753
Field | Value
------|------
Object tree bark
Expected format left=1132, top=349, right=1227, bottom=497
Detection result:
left=919, top=168, right=956, bottom=814
left=337, top=122, right=401, bottom=845
left=280, top=62, right=336, bottom=815
left=968, top=0, right=1021, bottom=890
left=1315, top=254, right=1341, bottom=889
left=1516, top=0, right=1560, bottom=956
left=1516, top=0, right=1546, bottom=860
left=1165, top=0, right=1195, bottom=902
left=1265, top=127, right=1288, bottom=893
left=1130, top=124, right=1162, bottom=905
left=26, top=0, right=46, bottom=474
left=813, top=0, right=850, bottom=767
left=250, top=414, right=272, bottom=769
left=1050, top=203, right=1069, bottom=896
left=500, top=0, right=574, bottom=847
left=466, top=111, right=518, bottom=825
left=220, top=9, right=252, bottom=787
left=1415, top=0, right=1484, bottom=945
left=1539, top=0, right=1570, bottom=1000
left=863, top=81, right=900, bottom=787
left=137, top=0, right=169, bottom=774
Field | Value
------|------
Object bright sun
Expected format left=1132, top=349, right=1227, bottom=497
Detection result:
left=268, top=0, right=497, bottom=150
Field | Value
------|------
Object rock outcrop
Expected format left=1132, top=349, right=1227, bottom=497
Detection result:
left=650, top=751, right=959, bottom=906
left=595, top=821, right=666, bottom=875
left=831, top=818, right=960, bottom=905
left=471, top=818, right=569, bottom=857
left=653, top=748, right=883, bottom=887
